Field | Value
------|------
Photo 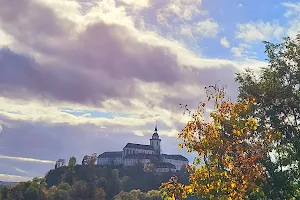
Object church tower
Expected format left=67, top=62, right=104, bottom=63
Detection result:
left=150, top=125, right=161, bottom=154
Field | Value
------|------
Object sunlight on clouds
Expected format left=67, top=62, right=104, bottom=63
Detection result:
left=0, top=98, right=152, bottom=128
left=0, top=28, right=12, bottom=47
left=0, top=0, right=272, bottom=142
left=0, top=173, right=32, bottom=182
left=120, top=0, right=150, bottom=9
left=0, top=155, right=55, bottom=164
left=133, top=130, right=144, bottom=136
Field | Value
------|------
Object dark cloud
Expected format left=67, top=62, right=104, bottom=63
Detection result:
left=0, top=0, right=73, bottom=53
left=0, top=48, right=136, bottom=105
left=0, top=0, right=238, bottom=180
left=0, top=0, right=239, bottom=108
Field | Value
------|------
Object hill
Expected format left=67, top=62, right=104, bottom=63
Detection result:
left=0, top=163, right=192, bottom=200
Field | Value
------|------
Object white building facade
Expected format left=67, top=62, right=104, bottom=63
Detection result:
left=97, top=126, right=189, bottom=172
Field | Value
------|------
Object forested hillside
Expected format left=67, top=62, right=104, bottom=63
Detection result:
left=0, top=162, right=190, bottom=200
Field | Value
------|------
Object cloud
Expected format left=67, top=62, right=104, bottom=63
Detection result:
left=0, top=0, right=272, bottom=180
left=282, top=2, right=300, bottom=18
left=0, top=155, right=55, bottom=164
left=220, top=37, right=230, bottom=48
left=0, top=124, right=2, bottom=134
left=13, top=167, right=29, bottom=175
left=230, top=43, right=251, bottom=57
left=236, top=21, right=285, bottom=42
left=157, top=0, right=205, bottom=24
left=194, top=19, right=219, bottom=37
left=282, top=2, right=300, bottom=38
left=120, top=0, right=150, bottom=8
left=0, top=173, right=32, bottom=182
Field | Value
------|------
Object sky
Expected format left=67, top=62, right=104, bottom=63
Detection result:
left=0, top=0, right=299, bottom=182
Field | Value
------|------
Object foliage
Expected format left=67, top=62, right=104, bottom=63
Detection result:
left=161, top=84, right=278, bottom=199
left=68, top=156, right=77, bottom=168
left=0, top=161, right=189, bottom=200
left=235, top=35, right=300, bottom=199
left=113, top=189, right=162, bottom=200
left=82, top=153, right=98, bottom=166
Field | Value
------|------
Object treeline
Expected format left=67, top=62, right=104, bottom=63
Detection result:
left=0, top=157, right=190, bottom=200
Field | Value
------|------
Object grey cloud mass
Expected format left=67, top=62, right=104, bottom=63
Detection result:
left=0, top=0, right=200, bottom=105
left=0, top=0, right=242, bottom=181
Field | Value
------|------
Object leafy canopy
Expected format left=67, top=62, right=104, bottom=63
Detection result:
left=161, top=85, right=278, bottom=199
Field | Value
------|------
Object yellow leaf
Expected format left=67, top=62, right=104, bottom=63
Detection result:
left=231, top=182, right=236, bottom=188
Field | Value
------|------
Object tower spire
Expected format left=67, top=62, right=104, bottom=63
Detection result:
left=154, top=123, right=157, bottom=132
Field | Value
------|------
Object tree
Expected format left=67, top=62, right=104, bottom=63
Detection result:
left=58, top=182, right=71, bottom=192
left=47, top=186, right=70, bottom=200
left=113, top=189, right=148, bottom=200
left=68, top=157, right=77, bottom=168
left=235, top=35, right=300, bottom=199
left=147, top=190, right=162, bottom=200
left=144, top=162, right=155, bottom=173
left=93, top=187, right=106, bottom=200
left=24, top=186, right=39, bottom=200
left=1, top=187, right=8, bottom=199
left=82, top=153, right=97, bottom=166
left=71, top=180, right=89, bottom=199
left=161, top=85, right=277, bottom=199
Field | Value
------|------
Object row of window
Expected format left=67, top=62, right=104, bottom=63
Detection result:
left=124, top=149, right=154, bottom=155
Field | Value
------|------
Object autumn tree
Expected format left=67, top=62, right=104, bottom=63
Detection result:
left=93, top=187, right=106, bottom=200
left=235, top=35, right=300, bottom=199
left=47, top=186, right=70, bottom=200
left=161, top=85, right=277, bottom=199
left=82, top=153, right=98, bottom=166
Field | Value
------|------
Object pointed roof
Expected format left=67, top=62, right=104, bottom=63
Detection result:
left=152, top=124, right=159, bottom=138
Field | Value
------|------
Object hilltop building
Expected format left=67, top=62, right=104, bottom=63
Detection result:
left=97, top=126, right=189, bottom=172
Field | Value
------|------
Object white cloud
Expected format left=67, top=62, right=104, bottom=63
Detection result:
left=0, top=173, right=32, bottom=182
left=282, top=2, right=300, bottom=38
left=120, top=0, right=150, bottom=9
left=0, top=124, right=2, bottom=133
left=238, top=4, right=243, bottom=8
left=231, top=43, right=251, bottom=57
left=220, top=37, right=230, bottom=48
left=282, top=2, right=300, bottom=18
left=194, top=19, right=219, bottom=37
left=157, top=0, right=205, bottom=24
left=13, top=167, right=29, bottom=174
left=0, top=155, right=55, bottom=164
left=133, top=130, right=144, bottom=136
left=0, top=0, right=265, bottom=142
left=0, top=28, right=12, bottom=47
left=236, top=21, right=285, bottom=42
left=231, top=47, right=243, bottom=57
